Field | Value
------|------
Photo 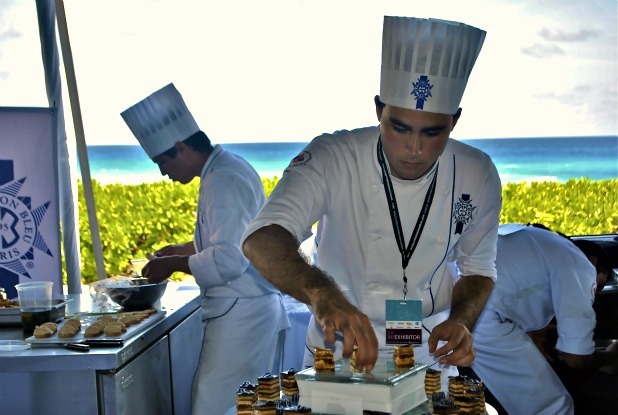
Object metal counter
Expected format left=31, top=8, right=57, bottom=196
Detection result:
left=0, top=283, right=202, bottom=415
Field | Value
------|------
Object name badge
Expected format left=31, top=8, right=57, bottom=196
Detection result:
left=385, top=299, right=422, bottom=345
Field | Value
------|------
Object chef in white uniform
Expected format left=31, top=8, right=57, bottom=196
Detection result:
left=242, top=16, right=501, bottom=377
left=465, top=223, right=617, bottom=415
left=121, top=84, right=289, bottom=415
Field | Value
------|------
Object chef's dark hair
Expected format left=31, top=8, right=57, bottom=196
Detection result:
left=159, top=131, right=213, bottom=158
left=572, top=239, right=614, bottom=283
left=529, top=223, right=613, bottom=284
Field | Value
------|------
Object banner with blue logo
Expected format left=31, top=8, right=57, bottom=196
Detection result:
left=0, top=108, right=62, bottom=299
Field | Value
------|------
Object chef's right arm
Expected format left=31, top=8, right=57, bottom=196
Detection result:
left=242, top=135, right=378, bottom=370
left=243, top=224, right=379, bottom=370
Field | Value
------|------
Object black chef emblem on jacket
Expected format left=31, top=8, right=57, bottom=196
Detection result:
left=453, top=193, right=476, bottom=235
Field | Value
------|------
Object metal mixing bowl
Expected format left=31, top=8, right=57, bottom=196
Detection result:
left=106, top=281, right=168, bottom=310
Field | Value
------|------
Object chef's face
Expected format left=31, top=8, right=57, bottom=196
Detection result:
left=152, top=143, right=194, bottom=184
left=375, top=97, right=460, bottom=180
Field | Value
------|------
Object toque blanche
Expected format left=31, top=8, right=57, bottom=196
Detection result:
left=380, top=16, right=486, bottom=115
left=121, top=83, right=200, bottom=158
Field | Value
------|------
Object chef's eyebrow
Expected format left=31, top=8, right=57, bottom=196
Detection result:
left=388, top=116, right=448, bottom=134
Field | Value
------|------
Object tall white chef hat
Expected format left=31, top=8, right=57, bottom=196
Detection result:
left=121, top=83, right=200, bottom=158
left=380, top=16, right=486, bottom=115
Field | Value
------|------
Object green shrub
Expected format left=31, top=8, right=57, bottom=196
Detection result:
left=75, top=177, right=617, bottom=284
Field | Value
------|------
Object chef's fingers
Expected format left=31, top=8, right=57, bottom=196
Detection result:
left=438, top=343, right=476, bottom=367
left=342, top=314, right=378, bottom=371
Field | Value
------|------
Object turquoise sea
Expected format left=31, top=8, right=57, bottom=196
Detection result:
left=83, top=136, right=618, bottom=185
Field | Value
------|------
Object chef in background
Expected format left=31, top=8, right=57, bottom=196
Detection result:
left=241, top=15, right=501, bottom=381
left=121, top=83, right=289, bottom=415
left=460, top=223, right=618, bottom=415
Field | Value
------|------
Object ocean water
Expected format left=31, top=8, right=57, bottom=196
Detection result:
left=83, top=136, right=618, bottom=185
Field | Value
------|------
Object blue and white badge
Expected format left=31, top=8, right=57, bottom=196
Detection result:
left=385, top=299, right=422, bottom=345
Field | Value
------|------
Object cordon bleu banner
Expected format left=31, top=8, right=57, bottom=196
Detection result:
left=0, top=108, right=62, bottom=299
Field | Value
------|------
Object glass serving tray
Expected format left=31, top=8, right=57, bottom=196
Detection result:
left=295, top=358, right=427, bottom=386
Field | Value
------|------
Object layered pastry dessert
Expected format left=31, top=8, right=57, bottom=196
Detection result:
left=235, top=388, right=255, bottom=415
left=447, top=375, right=467, bottom=398
left=313, top=347, right=335, bottom=372
left=432, top=396, right=460, bottom=415
left=424, top=368, right=442, bottom=395
left=350, top=344, right=365, bottom=372
left=280, top=368, right=300, bottom=396
left=393, top=344, right=415, bottom=368
left=258, top=372, right=280, bottom=401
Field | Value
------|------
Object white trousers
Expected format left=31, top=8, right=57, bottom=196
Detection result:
left=472, top=308, right=574, bottom=415
left=191, top=293, right=289, bottom=415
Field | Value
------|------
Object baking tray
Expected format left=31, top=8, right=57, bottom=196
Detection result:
left=0, top=298, right=70, bottom=326
left=25, top=309, right=166, bottom=345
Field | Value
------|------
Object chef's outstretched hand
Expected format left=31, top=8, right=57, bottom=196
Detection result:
left=427, top=319, right=475, bottom=367
left=142, top=255, right=189, bottom=284
left=313, top=295, right=379, bottom=371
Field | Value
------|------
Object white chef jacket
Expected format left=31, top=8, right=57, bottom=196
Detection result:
left=468, top=224, right=597, bottom=415
left=242, top=126, right=502, bottom=370
left=188, top=145, right=289, bottom=415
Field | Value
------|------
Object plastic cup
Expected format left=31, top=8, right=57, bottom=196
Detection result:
left=130, top=258, right=149, bottom=277
left=14, top=281, right=53, bottom=334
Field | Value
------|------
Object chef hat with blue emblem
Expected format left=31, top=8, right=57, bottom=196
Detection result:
left=121, top=83, right=200, bottom=159
left=380, top=16, right=486, bottom=115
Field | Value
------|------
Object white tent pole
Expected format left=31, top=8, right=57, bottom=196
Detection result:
left=54, top=0, right=107, bottom=281
left=35, top=0, right=82, bottom=293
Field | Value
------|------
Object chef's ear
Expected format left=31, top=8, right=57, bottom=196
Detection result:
left=451, top=108, right=463, bottom=130
left=374, top=95, right=385, bottom=121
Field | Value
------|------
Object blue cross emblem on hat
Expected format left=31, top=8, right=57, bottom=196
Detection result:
left=411, top=75, right=433, bottom=110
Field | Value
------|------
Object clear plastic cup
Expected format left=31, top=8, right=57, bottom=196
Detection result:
left=14, top=281, right=53, bottom=334
left=130, top=258, right=149, bottom=277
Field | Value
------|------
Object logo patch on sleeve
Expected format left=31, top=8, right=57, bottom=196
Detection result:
left=291, top=151, right=312, bottom=167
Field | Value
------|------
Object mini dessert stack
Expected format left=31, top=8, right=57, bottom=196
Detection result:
left=393, top=344, right=415, bottom=368
left=463, top=378, right=486, bottom=415
left=447, top=375, right=467, bottom=399
left=280, top=368, right=300, bottom=400
left=431, top=396, right=460, bottom=415
left=313, top=347, right=335, bottom=372
left=350, top=344, right=365, bottom=372
left=424, top=368, right=442, bottom=395
left=257, top=372, right=280, bottom=401
left=235, top=388, right=255, bottom=415
left=453, top=395, right=479, bottom=414
left=239, top=380, right=258, bottom=403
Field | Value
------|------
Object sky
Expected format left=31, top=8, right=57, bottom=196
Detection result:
left=0, top=0, right=616, bottom=145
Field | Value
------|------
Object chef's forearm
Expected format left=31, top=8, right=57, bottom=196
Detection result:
left=449, top=275, right=494, bottom=331
left=243, top=224, right=341, bottom=306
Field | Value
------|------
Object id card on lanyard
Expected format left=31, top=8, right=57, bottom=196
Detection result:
left=386, top=299, right=422, bottom=345
left=377, top=137, right=437, bottom=346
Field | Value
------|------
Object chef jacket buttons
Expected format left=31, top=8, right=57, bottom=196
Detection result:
left=436, top=236, right=445, bottom=244
left=370, top=233, right=381, bottom=241
left=371, top=184, right=380, bottom=193
left=366, top=283, right=378, bottom=290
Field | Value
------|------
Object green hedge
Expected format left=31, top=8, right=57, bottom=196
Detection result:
left=75, top=178, right=617, bottom=284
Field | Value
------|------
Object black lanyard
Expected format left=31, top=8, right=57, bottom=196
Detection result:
left=376, top=137, right=438, bottom=300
